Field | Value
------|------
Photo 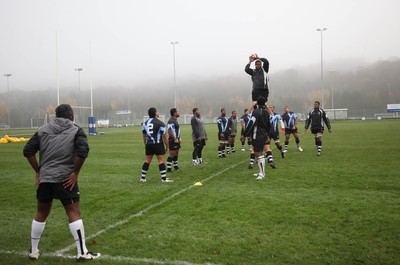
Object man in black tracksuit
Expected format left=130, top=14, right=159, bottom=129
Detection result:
left=305, top=101, right=332, bottom=156
left=245, top=54, right=270, bottom=102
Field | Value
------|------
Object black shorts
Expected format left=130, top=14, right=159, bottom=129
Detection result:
left=218, top=133, right=229, bottom=141
left=252, top=135, right=268, bottom=152
left=269, top=131, right=280, bottom=141
left=37, top=182, right=80, bottom=206
left=169, top=140, right=181, bottom=150
left=311, top=129, right=323, bottom=135
left=241, top=129, right=252, bottom=141
left=145, top=143, right=166, bottom=156
left=252, top=89, right=269, bottom=101
left=285, top=128, right=298, bottom=135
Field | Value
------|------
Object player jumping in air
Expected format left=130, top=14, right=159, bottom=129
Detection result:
left=245, top=54, right=270, bottom=104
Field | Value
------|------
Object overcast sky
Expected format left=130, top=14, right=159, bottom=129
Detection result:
left=1, top=0, right=399, bottom=91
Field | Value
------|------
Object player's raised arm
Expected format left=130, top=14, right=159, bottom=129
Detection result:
left=260, top=58, right=269, bottom=73
left=245, top=56, right=254, bottom=75
left=245, top=101, right=257, bottom=116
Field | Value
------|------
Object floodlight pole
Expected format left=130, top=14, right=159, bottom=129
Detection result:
left=329, top=70, right=335, bottom=109
left=171, top=41, right=179, bottom=108
left=75, top=68, right=83, bottom=121
left=4, top=73, right=12, bottom=128
left=75, top=68, right=83, bottom=94
left=89, top=41, right=93, bottom=117
left=316, top=28, right=327, bottom=109
left=56, top=31, right=60, bottom=106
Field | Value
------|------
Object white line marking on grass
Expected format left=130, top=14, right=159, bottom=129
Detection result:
left=1, top=159, right=247, bottom=264
left=0, top=250, right=216, bottom=265
left=0, top=249, right=75, bottom=259
left=55, top=160, right=246, bottom=257
left=86, top=254, right=218, bottom=265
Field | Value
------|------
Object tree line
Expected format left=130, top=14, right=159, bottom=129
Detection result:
left=1, top=58, right=399, bottom=128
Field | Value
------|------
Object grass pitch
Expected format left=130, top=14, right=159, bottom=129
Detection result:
left=0, top=119, right=399, bottom=265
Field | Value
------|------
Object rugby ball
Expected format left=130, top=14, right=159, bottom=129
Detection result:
left=250, top=53, right=257, bottom=59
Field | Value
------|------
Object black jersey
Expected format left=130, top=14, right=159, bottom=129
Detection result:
left=240, top=114, right=249, bottom=127
left=305, top=108, right=331, bottom=132
left=282, top=111, right=297, bottom=129
left=167, top=118, right=180, bottom=141
left=216, top=115, right=229, bottom=134
left=245, top=58, right=269, bottom=91
left=244, top=107, right=270, bottom=139
left=240, top=114, right=249, bottom=132
left=142, top=118, right=166, bottom=144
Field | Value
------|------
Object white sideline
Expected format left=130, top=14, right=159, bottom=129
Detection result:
left=0, top=161, right=245, bottom=264
left=53, top=160, right=246, bottom=259
left=0, top=250, right=216, bottom=265
left=1, top=132, right=308, bottom=263
left=1, top=141, right=305, bottom=263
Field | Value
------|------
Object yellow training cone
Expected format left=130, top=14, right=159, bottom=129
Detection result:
left=194, top=182, right=203, bottom=186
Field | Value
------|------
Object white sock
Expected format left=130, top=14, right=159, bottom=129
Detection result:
left=257, top=156, right=265, bottom=176
left=69, top=219, right=88, bottom=255
left=31, top=220, right=46, bottom=252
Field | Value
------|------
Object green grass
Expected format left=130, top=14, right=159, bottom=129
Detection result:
left=0, top=120, right=399, bottom=265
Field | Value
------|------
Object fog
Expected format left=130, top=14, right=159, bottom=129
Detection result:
left=1, top=0, right=399, bottom=90
left=1, top=0, right=400, bottom=127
